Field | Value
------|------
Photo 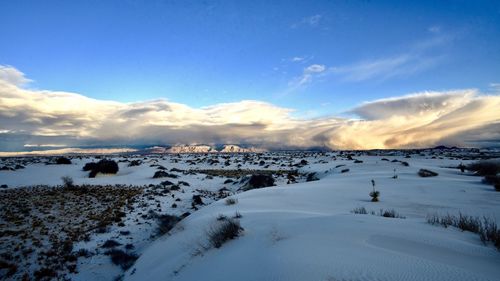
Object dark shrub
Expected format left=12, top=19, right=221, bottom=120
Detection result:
left=61, top=176, right=74, bottom=188
left=418, top=169, right=438, bottom=177
left=351, top=207, right=368, bottom=214
left=178, top=181, right=190, bottom=186
left=85, top=159, right=119, bottom=178
left=207, top=219, right=243, bottom=248
left=353, top=159, right=363, bottom=163
left=153, top=170, right=168, bottom=178
left=105, top=249, right=138, bottom=270
left=34, top=267, right=57, bottom=279
left=101, top=240, right=122, bottom=248
left=467, top=161, right=500, bottom=176
left=160, top=180, right=174, bottom=186
left=379, top=209, right=405, bottom=219
left=156, top=214, right=181, bottom=235
left=153, top=170, right=178, bottom=178
left=225, top=198, right=238, bottom=205
left=83, top=162, right=97, bottom=171
left=483, top=175, right=500, bottom=186
left=306, top=172, right=319, bottom=182
left=192, top=195, right=204, bottom=205
left=369, top=190, right=380, bottom=202
left=246, top=174, right=275, bottom=190
left=56, top=157, right=72, bottom=164
left=341, top=169, right=349, bottom=173
left=0, top=260, right=17, bottom=277
left=128, top=160, right=142, bottom=167
left=96, top=159, right=119, bottom=174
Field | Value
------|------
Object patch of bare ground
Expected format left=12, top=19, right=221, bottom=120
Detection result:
left=0, top=185, right=142, bottom=280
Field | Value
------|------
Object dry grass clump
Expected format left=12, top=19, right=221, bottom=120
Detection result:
left=207, top=218, right=243, bottom=248
left=427, top=213, right=500, bottom=250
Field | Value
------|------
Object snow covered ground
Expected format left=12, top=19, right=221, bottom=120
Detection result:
left=1, top=150, right=499, bottom=280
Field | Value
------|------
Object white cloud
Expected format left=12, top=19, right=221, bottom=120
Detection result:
left=1, top=65, right=499, bottom=151
left=291, top=57, right=305, bottom=62
left=0, top=65, right=32, bottom=86
left=305, top=64, right=326, bottom=73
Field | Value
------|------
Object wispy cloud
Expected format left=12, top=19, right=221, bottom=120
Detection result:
left=332, top=35, right=452, bottom=82
left=291, top=14, right=322, bottom=28
left=1, top=65, right=499, bottom=151
left=285, top=35, right=451, bottom=90
left=428, top=25, right=442, bottom=34
left=287, top=64, right=326, bottom=90
left=330, top=53, right=443, bottom=82
left=291, top=56, right=306, bottom=62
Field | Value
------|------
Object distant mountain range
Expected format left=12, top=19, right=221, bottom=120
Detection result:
left=147, top=144, right=267, bottom=154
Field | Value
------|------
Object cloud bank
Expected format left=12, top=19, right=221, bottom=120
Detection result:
left=1, top=65, right=499, bottom=152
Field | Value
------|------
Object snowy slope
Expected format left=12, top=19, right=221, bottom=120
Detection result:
left=125, top=157, right=500, bottom=281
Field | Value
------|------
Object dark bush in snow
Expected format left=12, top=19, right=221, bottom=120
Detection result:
left=61, top=176, right=74, bottom=189
left=128, top=160, right=142, bottom=167
left=467, top=161, right=500, bottom=176
left=482, top=175, right=500, bottom=187
left=83, top=162, right=97, bottom=171
left=105, top=249, right=138, bottom=270
left=192, top=195, right=204, bottom=205
left=156, top=214, right=181, bottom=235
left=369, top=179, right=379, bottom=202
left=306, top=172, right=319, bottom=182
left=55, top=157, right=72, bottom=164
left=225, top=198, right=238, bottom=205
left=101, top=239, right=122, bottom=248
left=153, top=170, right=178, bottom=179
left=379, top=209, right=405, bottom=219
left=153, top=170, right=169, bottom=178
left=245, top=174, right=275, bottom=190
left=351, top=207, right=368, bottom=214
left=418, top=169, right=438, bottom=177
left=84, top=159, right=119, bottom=178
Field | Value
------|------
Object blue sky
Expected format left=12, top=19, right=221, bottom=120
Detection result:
left=1, top=0, right=499, bottom=117
left=1, top=0, right=500, bottom=152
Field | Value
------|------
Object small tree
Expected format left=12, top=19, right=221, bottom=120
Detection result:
left=369, top=179, right=380, bottom=202
left=61, top=176, right=74, bottom=189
